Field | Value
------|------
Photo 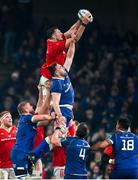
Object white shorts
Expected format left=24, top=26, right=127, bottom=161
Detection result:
left=0, top=168, right=16, bottom=179
left=53, top=166, right=65, bottom=179
left=39, top=76, right=51, bottom=96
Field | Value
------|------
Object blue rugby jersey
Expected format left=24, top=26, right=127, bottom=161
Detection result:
left=61, top=137, right=90, bottom=176
left=14, top=114, right=37, bottom=152
left=51, top=73, right=74, bottom=106
left=108, top=131, right=138, bottom=169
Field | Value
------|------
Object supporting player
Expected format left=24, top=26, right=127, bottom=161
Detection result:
left=0, top=111, right=16, bottom=179
left=91, top=118, right=138, bottom=179
left=10, top=101, right=55, bottom=179
left=51, top=122, right=90, bottom=179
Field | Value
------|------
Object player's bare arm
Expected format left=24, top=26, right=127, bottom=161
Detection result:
left=32, top=114, right=55, bottom=123
left=91, top=140, right=111, bottom=151
left=64, top=38, right=75, bottom=72
left=51, top=93, right=62, bottom=118
left=37, top=112, right=56, bottom=126
left=51, top=128, right=63, bottom=146
left=65, top=13, right=92, bottom=48
left=64, top=20, right=82, bottom=38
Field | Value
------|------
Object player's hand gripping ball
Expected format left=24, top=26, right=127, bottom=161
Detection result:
left=78, top=9, right=93, bottom=23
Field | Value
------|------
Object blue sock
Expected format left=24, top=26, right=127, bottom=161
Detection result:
left=31, top=139, right=50, bottom=161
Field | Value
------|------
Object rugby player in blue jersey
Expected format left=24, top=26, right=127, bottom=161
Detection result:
left=11, top=101, right=55, bottom=179
left=48, top=35, right=75, bottom=129
left=51, top=122, right=90, bottom=179
left=28, top=122, right=90, bottom=179
left=92, top=118, right=138, bottom=179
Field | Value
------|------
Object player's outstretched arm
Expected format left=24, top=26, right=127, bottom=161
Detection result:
left=65, top=15, right=91, bottom=48
left=91, top=140, right=111, bottom=151
left=32, top=114, right=55, bottom=123
left=64, top=20, right=82, bottom=38
left=64, top=38, right=75, bottom=72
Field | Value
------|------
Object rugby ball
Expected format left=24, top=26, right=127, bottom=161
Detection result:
left=78, top=9, right=93, bottom=22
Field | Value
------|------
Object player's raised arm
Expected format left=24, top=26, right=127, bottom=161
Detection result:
left=51, top=93, right=62, bottom=118
left=64, top=20, right=82, bottom=38
left=65, top=12, right=92, bottom=48
left=64, top=38, right=75, bottom=72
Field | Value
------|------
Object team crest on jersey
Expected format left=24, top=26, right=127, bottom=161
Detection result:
left=13, top=130, right=17, bottom=134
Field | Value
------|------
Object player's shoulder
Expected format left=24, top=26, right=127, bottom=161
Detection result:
left=19, top=114, right=33, bottom=120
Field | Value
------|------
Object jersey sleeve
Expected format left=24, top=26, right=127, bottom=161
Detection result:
left=51, top=79, right=63, bottom=94
left=60, top=137, right=72, bottom=147
left=104, top=145, right=113, bottom=155
left=24, top=115, right=33, bottom=123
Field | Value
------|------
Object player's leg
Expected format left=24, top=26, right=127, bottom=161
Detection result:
left=32, top=159, right=43, bottom=178
left=39, top=76, right=51, bottom=113
left=0, top=169, right=8, bottom=180
left=7, top=168, right=16, bottom=179
left=28, top=137, right=52, bottom=164
left=11, top=148, right=29, bottom=178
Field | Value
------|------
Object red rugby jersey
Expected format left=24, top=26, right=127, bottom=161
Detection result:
left=33, top=126, right=44, bottom=148
left=41, top=35, right=66, bottom=79
left=33, top=112, right=44, bottom=148
left=0, top=126, right=16, bottom=168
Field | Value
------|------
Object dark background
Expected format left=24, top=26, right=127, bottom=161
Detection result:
left=33, top=0, right=138, bottom=33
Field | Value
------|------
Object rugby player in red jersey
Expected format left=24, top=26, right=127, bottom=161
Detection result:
left=0, top=111, right=16, bottom=179
left=39, top=12, right=93, bottom=113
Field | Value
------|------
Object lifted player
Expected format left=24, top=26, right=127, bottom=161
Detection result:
left=40, top=12, right=92, bottom=113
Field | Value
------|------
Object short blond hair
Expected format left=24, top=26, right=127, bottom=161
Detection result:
left=17, top=101, right=29, bottom=114
left=0, top=111, right=10, bottom=119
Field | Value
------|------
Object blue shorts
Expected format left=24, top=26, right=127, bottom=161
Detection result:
left=11, top=148, right=29, bottom=170
left=64, top=174, right=87, bottom=179
left=110, top=168, right=138, bottom=179
left=52, top=107, right=73, bottom=127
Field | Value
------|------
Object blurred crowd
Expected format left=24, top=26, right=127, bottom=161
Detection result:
left=0, top=0, right=138, bottom=179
